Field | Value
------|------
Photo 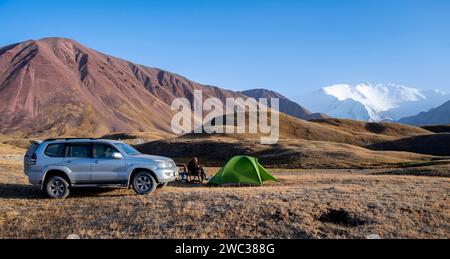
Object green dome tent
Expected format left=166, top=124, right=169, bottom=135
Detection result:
left=209, top=156, right=279, bottom=186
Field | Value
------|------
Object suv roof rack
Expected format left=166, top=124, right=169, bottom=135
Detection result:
left=44, top=138, right=99, bottom=142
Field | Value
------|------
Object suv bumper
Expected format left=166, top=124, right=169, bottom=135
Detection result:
left=156, top=168, right=179, bottom=183
left=26, top=170, right=44, bottom=186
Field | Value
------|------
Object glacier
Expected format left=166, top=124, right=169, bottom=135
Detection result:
left=294, top=83, right=449, bottom=122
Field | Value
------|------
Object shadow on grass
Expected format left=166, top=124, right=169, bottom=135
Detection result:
left=371, top=169, right=449, bottom=178
left=0, top=183, right=135, bottom=199
left=0, top=183, right=44, bottom=200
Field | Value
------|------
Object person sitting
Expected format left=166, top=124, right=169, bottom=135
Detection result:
left=187, top=157, right=206, bottom=183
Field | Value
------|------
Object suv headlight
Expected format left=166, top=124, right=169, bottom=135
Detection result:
left=157, top=160, right=173, bottom=169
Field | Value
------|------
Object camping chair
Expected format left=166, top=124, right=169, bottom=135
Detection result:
left=188, top=166, right=207, bottom=183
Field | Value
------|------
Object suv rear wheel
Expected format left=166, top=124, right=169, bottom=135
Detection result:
left=45, top=176, right=70, bottom=199
left=132, top=172, right=157, bottom=195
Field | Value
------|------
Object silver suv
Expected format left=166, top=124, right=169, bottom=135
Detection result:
left=24, top=138, right=178, bottom=199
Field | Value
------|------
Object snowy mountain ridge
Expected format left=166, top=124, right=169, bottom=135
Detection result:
left=295, top=83, right=449, bottom=122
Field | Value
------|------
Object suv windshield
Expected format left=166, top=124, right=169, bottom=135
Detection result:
left=114, top=143, right=141, bottom=156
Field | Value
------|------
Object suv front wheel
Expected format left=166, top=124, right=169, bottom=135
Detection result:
left=132, top=172, right=157, bottom=195
left=45, top=176, right=70, bottom=199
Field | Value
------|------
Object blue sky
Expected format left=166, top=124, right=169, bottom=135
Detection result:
left=1, top=0, right=449, bottom=96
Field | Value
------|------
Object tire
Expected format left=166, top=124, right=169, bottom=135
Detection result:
left=132, top=171, right=157, bottom=195
left=45, top=176, right=70, bottom=199
left=157, top=182, right=168, bottom=189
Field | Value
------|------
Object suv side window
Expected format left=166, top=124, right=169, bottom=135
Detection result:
left=93, top=144, right=120, bottom=159
left=45, top=143, right=65, bottom=157
left=65, top=144, right=91, bottom=158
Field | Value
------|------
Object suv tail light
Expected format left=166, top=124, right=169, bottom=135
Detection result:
left=30, top=153, right=37, bottom=165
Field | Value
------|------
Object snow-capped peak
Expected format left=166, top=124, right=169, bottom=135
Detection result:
left=323, top=83, right=426, bottom=112
left=295, top=83, right=449, bottom=122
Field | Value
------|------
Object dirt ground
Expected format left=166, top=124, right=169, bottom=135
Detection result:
left=0, top=157, right=449, bottom=239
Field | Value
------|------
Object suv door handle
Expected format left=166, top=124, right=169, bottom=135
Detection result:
left=94, top=160, right=99, bottom=164
left=65, top=160, right=72, bottom=164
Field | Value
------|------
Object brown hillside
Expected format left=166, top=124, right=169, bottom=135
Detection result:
left=368, top=134, right=450, bottom=156
left=0, top=37, right=247, bottom=137
left=240, top=88, right=328, bottom=120
left=309, top=118, right=431, bottom=143
left=136, top=114, right=444, bottom=169
left=184, top=113, right=432, bottom=146
left=136, top=138, right=436, bottom=169
left=421, top=125, right=450, bottom=133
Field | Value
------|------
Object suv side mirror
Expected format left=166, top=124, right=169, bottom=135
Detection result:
left=112, top=152, right=124, bottom=159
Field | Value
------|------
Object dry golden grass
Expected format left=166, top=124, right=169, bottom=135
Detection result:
left=310, top=118, right=431, bottom=140
left=137, top=138, right=446, bottom=169
left=101, top=132, right=176, bottom=144
left=0, top=135, right=33, bottom=150
left=185, top=114, right=432, bottom=146
left=0, top=143, right=24, bottom=155
left=374, top=164, right=450, bottom=178
left=0, top=161, right=448, bottom=239
left=0, top=144, right=25, bottom=168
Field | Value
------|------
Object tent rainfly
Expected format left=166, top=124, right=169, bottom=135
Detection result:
left=209, top=156, right=278, bottom=186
